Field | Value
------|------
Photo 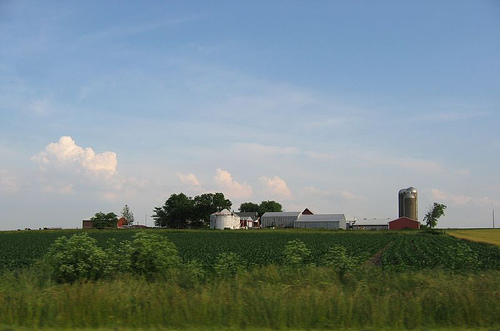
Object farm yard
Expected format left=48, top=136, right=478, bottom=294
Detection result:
left=0, top=229, right=500, bottom=330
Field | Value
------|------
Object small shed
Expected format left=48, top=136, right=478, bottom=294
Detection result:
left=352, top=218, right=390, bottom=230
left=82, top=219, right=93, bottom=229
left=389, top=217, right=420, bottom=230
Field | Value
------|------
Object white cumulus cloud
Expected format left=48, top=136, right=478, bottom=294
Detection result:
left=259, top=176, right=292, bottom=199
left=31, top=136, right=117, bottom=176
left=214, top=168, right=253, bottom=199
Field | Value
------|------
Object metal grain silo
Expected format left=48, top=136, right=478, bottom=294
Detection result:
left=398, top=187, right=418, bottom=221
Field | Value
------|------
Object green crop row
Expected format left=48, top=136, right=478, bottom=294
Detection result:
left=381, top=232, right=500, bottom=271
left=1, top=229, right=499, bottom=272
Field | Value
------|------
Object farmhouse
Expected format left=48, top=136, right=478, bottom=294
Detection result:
left=236, top=211, right=260, bottom=228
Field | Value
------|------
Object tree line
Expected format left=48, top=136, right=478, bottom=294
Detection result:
left=152, top=192, right=283, bottom=228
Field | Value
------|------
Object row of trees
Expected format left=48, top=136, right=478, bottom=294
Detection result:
left=152, top=193, right=232, bottom=228
left=152, top=192, right=283, bottom=228
left=90, top=205, right=135, bottom=229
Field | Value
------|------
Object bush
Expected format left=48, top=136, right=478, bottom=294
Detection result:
left=177, top=259, right=207, bottom=287
left=103, top=239, right=133, bottom=276
left=45, top=233, right=107, bottom=283
left=322, top=244, right=357, bottom=275
left=129, top=232, right=180, bottom=278
left=214, top=252, right=244, bottom=278
left=283, top=239, right=311, bottom=267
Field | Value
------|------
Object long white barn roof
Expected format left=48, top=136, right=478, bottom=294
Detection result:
left=261, top=212, right=302, bottom=217
left=297, top=214, right=345, bottom=222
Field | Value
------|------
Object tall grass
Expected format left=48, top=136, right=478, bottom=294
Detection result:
left=1, top=266, right=499, bottom=330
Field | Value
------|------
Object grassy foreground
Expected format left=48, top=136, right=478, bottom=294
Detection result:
left=1, top=266, right=499, bottom=330
left=447, top=229, right=500, bottom=246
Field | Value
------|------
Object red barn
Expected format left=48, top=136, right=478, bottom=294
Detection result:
left=388, top=217, right=420, bottom=230
left=117, top=217, right=128, bottom=228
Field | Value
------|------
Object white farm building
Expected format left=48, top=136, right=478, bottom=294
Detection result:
left=294, top=214, right=346, bottom=230
left=261, top=210, right=347, bottom=230
left=210, top=209, right=241, bottom=230
left=260, top=212, right=302, bottom=228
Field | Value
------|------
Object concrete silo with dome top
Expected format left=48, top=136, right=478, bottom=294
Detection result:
left=210, top=209, right=241, bottom=230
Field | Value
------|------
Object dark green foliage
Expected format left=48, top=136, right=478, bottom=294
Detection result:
left=239, top=201, right=260, bottom=213
left=258, top=200, right=283, bottom=216
left=153, top=193, right=194, bottom=228
left=90, top=211, right=118, bottom=229
left=239, top=200, right=283, bottom=216
left=153, top=192, right=232, bottom=228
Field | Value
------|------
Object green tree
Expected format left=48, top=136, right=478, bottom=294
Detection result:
left=239, top=202, right=260, bottom=213
left=193, top=193, right=232, bottom=227
left=259, top=200, right=283, bottom=216
left=153, top=193, right=194, bottom=228
left=423, top=203, right=447, bottom=228
left=121, top=204, right=135, bottom=225
left=91, top=212, right=118, bottom=229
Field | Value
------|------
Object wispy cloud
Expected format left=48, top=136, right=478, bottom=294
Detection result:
left=431, top=188, right=500, bottom=206
left=77, top=15, right=203, bottom=44
left=0, top=169, right=19, bottom=193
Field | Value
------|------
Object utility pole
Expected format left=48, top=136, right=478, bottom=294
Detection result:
left=493, top=209, right=495, bottom=229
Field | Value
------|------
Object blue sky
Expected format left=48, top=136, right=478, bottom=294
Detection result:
left=1, top=1, right=499, bottom=230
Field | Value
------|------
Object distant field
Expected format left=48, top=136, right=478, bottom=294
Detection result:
left=447, top=229, right=500, bottom=246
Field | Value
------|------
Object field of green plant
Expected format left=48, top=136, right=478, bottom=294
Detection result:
left=1, top=229, right=500, bottom=330
left=1, top=229, right=500, bottom=272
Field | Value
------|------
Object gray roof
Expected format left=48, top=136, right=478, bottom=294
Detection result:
left=296, top=214, right=345, bottom=222
left=261, top=212, right=301, bottom=218
left=354, top=218, right=390, bottom=226
left=235, top=212, right=259, bottom=221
